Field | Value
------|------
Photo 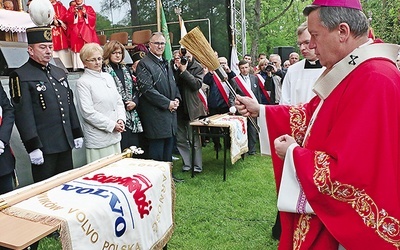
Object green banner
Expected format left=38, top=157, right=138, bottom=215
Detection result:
left=160, top=1, right=172, bottom=61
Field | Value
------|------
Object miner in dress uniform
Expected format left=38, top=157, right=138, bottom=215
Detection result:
left=9, top=26, right=83, bottom=183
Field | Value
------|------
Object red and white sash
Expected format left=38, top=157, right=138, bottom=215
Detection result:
left=212, top=73, right=230, bottom=105
left=233, top=75, right=257, bottom=100
left=256, top=74, right=272, bottom=104
left=198, top=89, right=208, bottom=111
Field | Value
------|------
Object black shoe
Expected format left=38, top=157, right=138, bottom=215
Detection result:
left=272, top=212, right=281, bottom=240
left=172, top=174, right=184, bottom=183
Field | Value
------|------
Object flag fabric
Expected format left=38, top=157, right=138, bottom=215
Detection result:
left=159, top=0, right=172, bottom=61
left=230, top=45, right=240, bottom=76
left=179, top=15, right=187, bottom=39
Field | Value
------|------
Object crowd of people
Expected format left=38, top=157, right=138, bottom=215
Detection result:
left=1, top=0, right=100, bottom=70
left=1, top=0, right=400, bottom=249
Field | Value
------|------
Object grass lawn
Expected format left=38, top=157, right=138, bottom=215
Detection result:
left=39, top=141, right=279, bottom=249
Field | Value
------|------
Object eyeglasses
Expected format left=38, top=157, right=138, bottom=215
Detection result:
left=150, top=42, right=166, bottom=46
left=112, top=51, right=123, bottom=55
left=297, top=40, right=310, bottom=47
left=86, top=57, right=103, bottom=63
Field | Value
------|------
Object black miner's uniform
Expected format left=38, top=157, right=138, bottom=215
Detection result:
left=9, top=58, right=83, bottom=182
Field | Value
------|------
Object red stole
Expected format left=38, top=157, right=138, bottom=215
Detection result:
left=256, top=74, right=271, bottom=103
left=212, top=73, right=229, bottom=105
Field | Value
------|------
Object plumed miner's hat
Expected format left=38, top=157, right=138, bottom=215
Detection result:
left=304, top=0, right=362, bottom=15
left=27, top=0, right=54, bottom=44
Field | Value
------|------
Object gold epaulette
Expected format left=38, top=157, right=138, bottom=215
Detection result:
left=10, top=75, right=21, bottom=100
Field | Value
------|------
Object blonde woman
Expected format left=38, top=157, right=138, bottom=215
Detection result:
left=76, top=43, right=126, bottom=163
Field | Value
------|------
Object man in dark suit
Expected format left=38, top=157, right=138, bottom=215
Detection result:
left=136, top=32, right=182, bottom=181
left=232, top=60, right=261, bottom=155
left=0, top=84, right=15, bottom=195
left=9, top=26, right=83, bottom=183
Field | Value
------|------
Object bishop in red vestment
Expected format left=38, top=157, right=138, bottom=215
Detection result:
left=236, top=0, right=400, bottom=249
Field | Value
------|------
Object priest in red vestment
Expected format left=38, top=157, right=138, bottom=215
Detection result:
left=65, top=0, right=99, bottom=70
left=236, top=0, right=400, bottom=249
left=50, top=0, right=72, bottom=68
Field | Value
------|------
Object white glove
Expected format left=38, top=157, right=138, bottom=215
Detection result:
left=29, top=149, right=44, bottom=165
left=0, top=140, right=4, bottom=155
left=74, top=137, right=84, bottom=149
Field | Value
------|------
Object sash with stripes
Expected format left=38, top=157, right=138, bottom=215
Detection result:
left=212, top=73, right=230, bottom=105
left=198, top=89, right=208, bottom=111
left=256, top=74, right=271, bottom=104
left=233, top=75, right=257, bottom=100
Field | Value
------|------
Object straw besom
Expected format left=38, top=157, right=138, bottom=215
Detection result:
left=179, top=27, right=220, bottom=71
left=180, top=27, right=260, bottom=132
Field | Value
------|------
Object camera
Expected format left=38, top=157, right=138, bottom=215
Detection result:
left=76, top=6, right=83, bottom=10
left=265, top=62, right=274, bottom=72
left=180, top=48, right=188, bottom=65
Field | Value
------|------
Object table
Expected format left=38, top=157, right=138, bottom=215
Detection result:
left=0, top=9, right=35, bottom=42
left=0, top=212, right=59, bottom=249
left=0, top=156, right=175, bottom=249
left=190, top=114, right=248, bottom=181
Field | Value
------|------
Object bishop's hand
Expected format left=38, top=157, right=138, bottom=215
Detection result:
left=235, top=95, right=260, bottom=118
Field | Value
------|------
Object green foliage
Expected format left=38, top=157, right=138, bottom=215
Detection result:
left=363, top=0, right=400, bottom=44
left=96, top=0, right=400, bottom=62
left=96, top=12, right=113, bottom=31
left=38, top=143, right=279, bottom=249
left=246, top=0, right=309, bottom=58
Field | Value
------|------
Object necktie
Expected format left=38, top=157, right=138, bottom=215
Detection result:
left=244, top=75, right=250, bottom=85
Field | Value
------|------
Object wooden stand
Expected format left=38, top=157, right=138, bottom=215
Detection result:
left=0, top=212, right=59, bottom=249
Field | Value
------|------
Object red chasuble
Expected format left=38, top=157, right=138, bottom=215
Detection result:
left=65, top=4, right=99, bottom=53
left=51, top=1, right=68, bottom=51
left=262, top=53, right=400, bottom=249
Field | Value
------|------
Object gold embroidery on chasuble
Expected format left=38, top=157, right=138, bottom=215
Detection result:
left=293, top=214, right=312, bottom=250
left=313, top=152, right=400, bottom=248
left=289, top=105, right=307, bottom=145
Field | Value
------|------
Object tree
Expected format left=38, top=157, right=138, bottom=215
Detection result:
left=96, top=12, right=113, bottom=31
left=97, top=0, right=400, bottom=63
left=99, top=0, right=231, bottom=57
left=100, top=0, right=139, bottom=25
left=363, top=0, right=400, bottom=44
left=246, top=0, right=308, bottom=62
